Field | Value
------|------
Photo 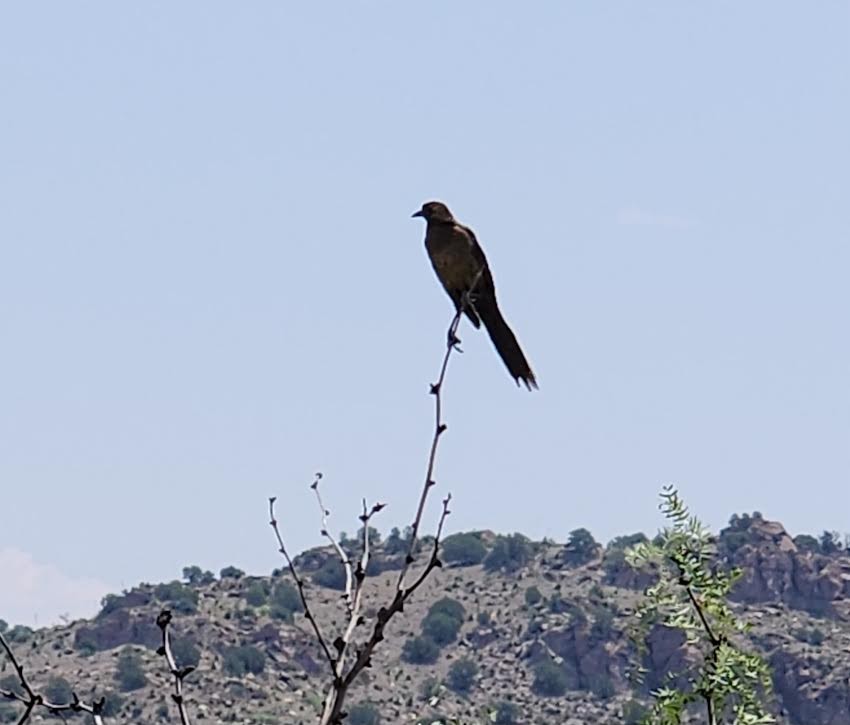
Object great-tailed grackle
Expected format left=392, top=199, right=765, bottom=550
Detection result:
left=413, top=201, right=537, bottom=390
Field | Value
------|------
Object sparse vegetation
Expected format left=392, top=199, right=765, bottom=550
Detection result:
left=532, top=658, right=568, bottom=697
left=441, top=532, right=488, bottom=565
left=446, top=658, right=478, bottom=694
left=347, top=702, right=381, bottom=725
left=222, top=644, right=265, bottom=677
left=402, top=636, right=440, bottom=665
left=115, top=648, right=147, bottom=692
left=483, top=533, right=532, bottom=573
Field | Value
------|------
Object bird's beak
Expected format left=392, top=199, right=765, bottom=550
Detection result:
left=411, top=209, right=424, bottom=218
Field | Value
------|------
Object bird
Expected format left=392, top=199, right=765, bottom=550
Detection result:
left=412, top=200, right=537, bottom=390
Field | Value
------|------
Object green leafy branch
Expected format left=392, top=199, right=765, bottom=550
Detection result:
left=627, top=486, right=774, bottom=725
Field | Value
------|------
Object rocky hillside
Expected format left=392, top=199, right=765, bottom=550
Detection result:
left=2, top=514, right=849, bottom=725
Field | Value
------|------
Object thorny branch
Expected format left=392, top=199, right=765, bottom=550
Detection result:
left=1, top=628, right=105, bottom=725
left=156, top=610, right=193, bottom=725
left=270, top=301, right=468, bottom=725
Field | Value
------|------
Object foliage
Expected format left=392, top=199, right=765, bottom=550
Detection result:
left=182, top=565, right=216, bottom=585
left=441, top=532, right=488, bottom=566
left=99, top=690, right=125, bottom=717
left=532, top=658, right=568, bottom=697
left=421, top=597, right=465, bottom=646
left=171, top=637, right=201, bottom=669
left=154, top=580, right=199, bottom=614
left=0, top=620, right=6, bottom=633
left=115, top=648, right=147, bottom=692
left=493, top=701, right=520, bottom=725
left=383, top=526, right=407, bottom=555
left=446, top=658, right=478, bottom=694
left=220, top=566, right=245, bottom=580
left=311, top=558, right=347, bottom=590
left=4, top=625, right=33, bottom=644
left=43, top=676, right=73, bottom=704
left=563, top=527, right=600, bottom=566
left=347, top=702, right=381, bottom=725
left=222, top=645, right=265, bottom=677
left=243, top=580, right=270, bottom=607
left=0, top=675, right=23, bottom=697
left=269, top=580, right=303, bottom=621
left=483, top=533, right=532, bottom=573
left=627, top=486, right=774, bottom=725
left=0, top=703, right=18, bottom=724
left=819, top=530, right=841, bottom=555
left=428, top=597, right=466, bottom=623
left=791, top=534, right=819, bottom=554
left=423, top=612, right=462, bottom=645
left=524, top=585, right=543, bottom=606
left=402, top=635, right=440, bottom=665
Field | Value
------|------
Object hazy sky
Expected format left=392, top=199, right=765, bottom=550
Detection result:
left=1, top=3, right=848, bottom=627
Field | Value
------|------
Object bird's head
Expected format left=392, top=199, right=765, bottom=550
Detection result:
left=412, top=201, right=455, bottom=224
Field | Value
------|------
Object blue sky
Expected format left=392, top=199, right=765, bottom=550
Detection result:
left=1, top=3, right=848, bottom=627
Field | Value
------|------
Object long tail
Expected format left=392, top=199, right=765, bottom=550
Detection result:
left=476, top=294, right=538, bottom=390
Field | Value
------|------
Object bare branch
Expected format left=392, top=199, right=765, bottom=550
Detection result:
left=268, top=496, right=336, bottom=670
left=310, top=472, right=354, bottom=615
left=0, top=629, right=105, bottom=725
left=156, top=610, right=193, bottom=725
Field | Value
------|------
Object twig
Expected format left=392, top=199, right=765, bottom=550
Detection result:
left=156, top=610, right=193, bottom=725
left=395, top=302, right=465, bottom=594
left=269, top=496, right=336, bottom=670
left=310, top=472, right=354, bottom=615
left=318, top=499, right=385, bottom=724
left=0, top=629, right=105, bottom=725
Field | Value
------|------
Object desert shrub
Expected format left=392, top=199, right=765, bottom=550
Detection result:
left=423, top=612, right=461, bottom=645
left=243, top=580, right=270, bottom=607
left=171, top=637, right=201, bottom=669
left=4, top=626, right=33, bottom=644
left=0, top=675, right=23, bottom=697
left=402, top=636, right=440, bottom=665
left=419, top=677, right=440, bottom=700
left=532, top=658, right=568, bottom=697
left=223, top=645, right=265, bottom=677
left=154, top=581, right=198, bottom=614
left=219, top=566, right=244, bottom=580
left=347, top=702, right=381, bottom=725
left=524, top=585, right=542, bottom=606
left=270, top=580, right=302, bottom=615
left=494, top=701, right=520, bottom=725
left=483, top=534, right=532, bottom=573
left=441, top=533, right=487, bottom=565
left=182, top=566, right=215, bottom=585
left=427, top=597, right=465, bottom=624
left=311, top=558, right=346, bottom=590
left=115, top=648, right=147, bottom=692
left=793, top=534, right=820, bottom=554
left=383, top=527, right=406, bottom=554
left=421, top=597, right=465, bottom=645
left=446, top=658, right=478, bottom=694
left=563, top=528, right=599, bottom=566
left=99, top=691, right=125, bottom=717
left=43, top=676, right=73, bottom=704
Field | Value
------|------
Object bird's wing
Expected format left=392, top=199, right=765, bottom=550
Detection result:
left=455, top=223, right=495, bottom=294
